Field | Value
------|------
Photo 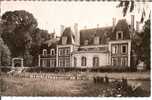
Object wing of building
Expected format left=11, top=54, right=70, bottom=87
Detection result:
left=38, top=19, right=134, bottom=69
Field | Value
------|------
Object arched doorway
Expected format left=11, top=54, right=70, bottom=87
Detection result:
left=12, top=58, right=24, bottom=67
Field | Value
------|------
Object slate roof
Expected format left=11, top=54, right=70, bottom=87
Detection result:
left=58, top=27, right=75, bottom=45
left=111, top=19, right=130, bottom=40
left=40, top=42, right=58, bottom=54
left=80, top=19, right=131, bottom=46
left=80, top=26, right=113, bottom=45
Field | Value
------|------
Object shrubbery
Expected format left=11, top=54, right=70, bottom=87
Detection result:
left=21, top=66, right=137, bottom=73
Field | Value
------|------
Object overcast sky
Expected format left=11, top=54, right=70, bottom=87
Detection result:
left=1, top=1, right=151, bottom=36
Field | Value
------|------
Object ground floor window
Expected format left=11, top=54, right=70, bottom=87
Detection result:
left=112, top=57, right=117, bottom=66
left=50, top=59, right=56, bottom=67
left=121, top=57, right=128, bottom=66
left=74, top=57, right=77, bottom=67
left=93, top=57, right=99, bottom=67
left=42, top=59, right=47, bottom=67
left=65, top=58, right=70, bottom=67
left=58, top=59, right=64, bottom=67
left=81, top=57, right=87, bottom=66
left=58, top=57, right=70, bottom=67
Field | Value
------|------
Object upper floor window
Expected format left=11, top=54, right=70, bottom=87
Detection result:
left=116, top=31, right=123, bottom=40
left=84, top=40, right=89, bottom=45
left=81, top=56, right=87, bottom=66
left=43, top=49, right=47, bottom=56
left=65, top=48, right=70, bottom=55
left=94, top=36, right=100, bottom=45
left=58, top=49, right=63, bottom=56
left=121, top=45, right=127, bottom=54
left=111, top=45, right=118, bottom=54
left=50, top=49, right=55, bottom=55
left=62, top=36, right=67, bottom=45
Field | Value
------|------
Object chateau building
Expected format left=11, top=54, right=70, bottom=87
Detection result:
left=38, top=19, right=134, bottom=69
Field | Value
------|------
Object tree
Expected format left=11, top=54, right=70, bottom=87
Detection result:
left=141, top=19, right=150, bottom=69
left=132, top=19, right=150, bottom=69
left=117, top=0, right=150, bottom=23
left=1, top=10, right=38, bottom=66
left=1, top=10, right=38, bottom=58
left=0, top=37, right=11, bottom=66
left=30, top=28, right=50, bottom=66
left=1, top=10, right=51, bottom=66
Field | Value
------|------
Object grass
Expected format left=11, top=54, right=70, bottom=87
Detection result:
left=0, top=71, right=150, bottom=97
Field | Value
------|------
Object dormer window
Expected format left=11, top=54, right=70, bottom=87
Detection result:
left=62, top=36, right=67, bottom=45
left=50, top=49, right=55, bottom=55
left=116, top=31, right=123, bottom=40
left=84, top=40, right=89, bottom=45
left=94, top=36, right=100, bottom=45
left=43, top=49, right=47, bottom=56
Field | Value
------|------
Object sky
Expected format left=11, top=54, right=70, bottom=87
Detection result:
left=1, top=1, right=151, bottom=36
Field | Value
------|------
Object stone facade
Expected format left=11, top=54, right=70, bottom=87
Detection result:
left=38, top=19, right=132, bottom=68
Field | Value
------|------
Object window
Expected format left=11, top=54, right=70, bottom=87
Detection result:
left=84, top=40, right=89, bottom=45
left=121, top=45, right=127, bottom=54
left=94, top=36, right=100, bottom=45
left=47, top=59, right=50, bottom=67
left=93, top=57, right=99, bottom=67
left=65, top=48, right=70, bottom=55
left=62, top=36, right=67, bottom=45
left=81, top=57, right=87, bottom=66
left=50, top=49, right=55, bottom=55
left=65, top=58, right=70, bottom=67
left=112, top=45, right=118, bottom=54
left=74, top=57, right=77, bottom=67
left=121, top=57, right=128, bottom=66
left=59, top=49, right=63, bottom=56
left=59, top=59, right=64, bottom=67
left=42, top=59, right=47, bottom=67
left=43, top=49, right=47, bottom=56
left=112, top=58, right=117, bottom=66
left=50, top=59, right=56, bottom=67
left=116, top=31, right=123, bottom=40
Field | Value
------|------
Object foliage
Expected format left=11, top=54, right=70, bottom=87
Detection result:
left=1, top=10, right=37, bottom=57
left=117, top=0, right=134, bottom=17
left=141, top=19, right=150, bottom=69
left=132, top=19, right=150, bottom=69
left=0, top=37, right=11, bottom=66
left=1, top=10, right=50, bottom=66
left=117, top=0, right=150, bottom=23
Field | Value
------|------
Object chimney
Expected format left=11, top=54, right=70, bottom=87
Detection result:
left=113, top=18, right=116, bottom=27
left=112, top=18, right=116, bottom=30
left=97, top=24, right=99, bottom=28
left=60, top=25, right=65, bottom=36
left=74, top=23, right=79, bottom=45
left=131, top=15, right=135, bottom=31
left=136, top=21, right=140, bottom=32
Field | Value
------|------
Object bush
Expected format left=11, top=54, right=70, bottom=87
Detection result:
left=23, top=66, right=137, bottom=73
left=91, top=65, right=135, bottom=72
left=0, top=67, right=11, bottom=72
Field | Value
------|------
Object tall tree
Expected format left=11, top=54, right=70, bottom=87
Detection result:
left=1, top=10, right=51, bottom=66
left=141, top=19, right=150, bottom=69
left=1, top=10, right=38, bottom=66
left=0, top=37, right=11, bottom=66
left=117, top=0, right=150, bottom=23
